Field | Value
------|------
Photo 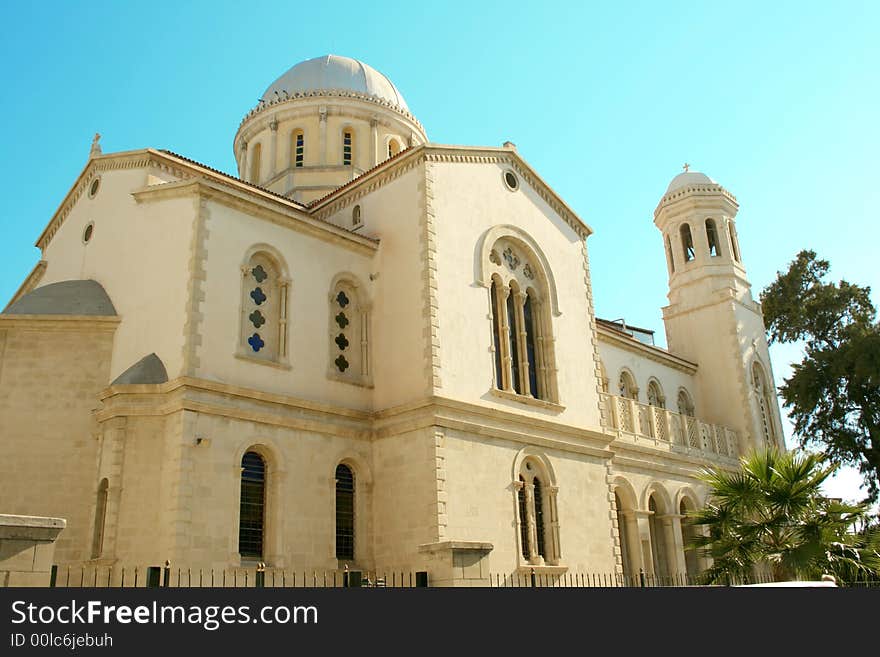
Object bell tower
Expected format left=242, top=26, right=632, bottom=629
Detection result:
left=654, top=166, right=785, bottom=454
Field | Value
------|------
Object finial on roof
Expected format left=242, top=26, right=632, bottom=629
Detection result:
left=682, top=162, right=690, bottom=172
left=503, top=141, right=517, bottom=150
left=90, top=133, right=102, bottom=157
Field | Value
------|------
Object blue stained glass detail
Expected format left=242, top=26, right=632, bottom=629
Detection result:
left=250, top=287, right=267, bottom=305
left=248, top=333, right=265, bottom=352
left=251, top=265, right=267, bottom=283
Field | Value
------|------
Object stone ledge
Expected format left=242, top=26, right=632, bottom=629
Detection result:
left=418, top=541, right=494, bottom=554
left=0, top=514, right=66, bottom=542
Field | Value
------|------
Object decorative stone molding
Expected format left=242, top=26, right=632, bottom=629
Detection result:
left=420, top=161, right=442, bottom=393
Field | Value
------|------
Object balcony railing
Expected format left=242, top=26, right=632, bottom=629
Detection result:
left=600, top=393, right=739, bottom=460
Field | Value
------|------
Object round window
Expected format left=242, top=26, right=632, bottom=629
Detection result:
left=88, top=177, right=101, bottom=199
left=503, top=170, right=519, bottom=191
left=82, top=222, right=94, bottom=244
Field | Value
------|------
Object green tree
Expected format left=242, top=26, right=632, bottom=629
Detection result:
left=691, top=450, right=880, bottom=584
left=760, top=249, right=880, bottom=502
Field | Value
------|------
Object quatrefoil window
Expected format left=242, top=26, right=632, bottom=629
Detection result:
left=335, top=333, right=350, bottom=350
left=335, top=355, right=349, bottom=372
left=251, top=265, right=267, bottom=283
left=250, top=287, right=267, bottom=305
left=249, top=310, right=265, bottom=328
left=247, top=333, right=265, bottom=352
left=336, top=291, right=350, bottom=308
left=335, top=312, right=349, bottom=329
left=502, top=247, right=520, bottom=270
left=523, top=264, right=534, bottom=280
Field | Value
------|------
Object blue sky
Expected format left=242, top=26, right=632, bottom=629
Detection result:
left=1, top=1, right=877, bottom=500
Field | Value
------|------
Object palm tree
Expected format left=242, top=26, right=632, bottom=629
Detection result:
left=690, top=449, right=880, bottom=584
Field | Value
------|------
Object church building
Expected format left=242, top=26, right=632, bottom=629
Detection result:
left=0, top=55, right=785, bottom=586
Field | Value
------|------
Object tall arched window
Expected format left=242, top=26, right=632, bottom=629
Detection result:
left=665, top=234, right=675, bottom=274
left=647, top=380, right=665, bottom=408
left=514, top=457, right=560, bottom=566
left=249, top=142, right=262, bottom=183
left=680, top=223, right=695, bottom=262
left=387, top=138, right=401, bottom=159
left=292, top=130, right=304, bottom=167
left=677, top=388, right=695, bottom=416
left=239, top=451, right=266, bottom=559
left=729, top=220, right=741, bottom=262
left=706, top=218, right=719, bottom=257
left=91, top=478, right=109, bottom=559
left=487, top=238, right=557, bottom=403
left=240, top=250, right=289, bottom=364
left=618, top=370, right=638, bottom=400
left=752, top=362, right=777, bottom=446
left=329, top=276, right=371, bottom=385
left=335, top=464, right=355, bottom=561
left=342, top=129, right=353, bottom=166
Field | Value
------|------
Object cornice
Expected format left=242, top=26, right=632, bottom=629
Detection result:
left=654, top=184, right=739, bottom=219
left=0, top=314, right=121, bottom=331
left=238, top=88, right=425, bottom=134
left=597, top=324, right=697, bottom=374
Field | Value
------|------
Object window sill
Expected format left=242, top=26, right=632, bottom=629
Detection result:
left=235, top=351, right=291, bottom=370
left=490, top=387, right=565, bottom=413
left=326, top=370, right=374, bottom=388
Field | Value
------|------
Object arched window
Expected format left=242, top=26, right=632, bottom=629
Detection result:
left=677, top=388, right=695, bottom=417
left=249, top=142, right=262, bottom=184
left=729, top=221, right=741, bottom=262
left=514, top=457, right=560, bottom=566
left=679, top=498, right=700, bottom=580
left=342, top=129, right=353, bottom=166
left=680, top=223, right=695, bottom=262
left=335, top=464, right=355, bottom=561
left=706, top=218, right=719, bottom=257
left=240, top=250, right=289, bottom=364
left=387, top=138, right=401, bottom=159
left=598, top=360, right=609, bottom=394
left=615, top=492, right=632, bottom=581
left=292, top=130, right=304, bottom=168
left=487, top=239, right=557, bottom=403
left=329, top=277, right=371, bottom=384
left=239, top=451, right=266, bottom=559
left=647, top=380, right=665, bottom=408
left=91, top=478, right=108, bottom=559
left=352, top=204, right=362, bottom=227
left=752, top=362, right=777, bottom=446
left=665, top=234, right=675, bottom=274
left=618, top=370, right=638, bottom=400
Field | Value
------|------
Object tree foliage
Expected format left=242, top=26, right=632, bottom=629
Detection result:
left=760, top=249, right=880, bottom=501
left=691, top=449, right=880, bottom=584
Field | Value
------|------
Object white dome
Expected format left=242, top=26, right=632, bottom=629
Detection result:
left=261, top=55, right=410, bottom=112
left=665, top=171, right=716, bottom=194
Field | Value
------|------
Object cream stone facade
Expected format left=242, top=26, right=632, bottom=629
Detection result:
left=0, top=55, right=784, bottom=586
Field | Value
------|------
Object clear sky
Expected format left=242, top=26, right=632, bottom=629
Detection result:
left=1, top=1, right=877, bottom=500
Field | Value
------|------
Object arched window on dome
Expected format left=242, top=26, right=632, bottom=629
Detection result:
left=239, top=451, right=266, bottom=560
left=239, top=249, right=290, bottom=365
left=387, top=138, right=401, bottom=159
left=680, top=223, right=695, bottom=262
left=729, top=221, right=742, bottom=263
left=249, top=142, right=262, bottom=184
left=487, top=238, right=557, bottom=403
left=665, top=234, right=675, bottom=274
left=342, top=129, right=354, bottom=166
left=706, top=218, right=720, bottom=257
left=329, top=276, right=371, bottom=385
left=292, top=130, right=304, bottom=168
left=752, top=361, right=777, bottom=447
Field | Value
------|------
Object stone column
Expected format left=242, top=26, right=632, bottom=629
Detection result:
left=621, top=510, right=644, bottom=580
left=318, top=106, right=327, bottom=165
left=660, top=513, right=687, bottom=578
left=239, top=140, right=248, bottom=179
left=268, top=119, right=278, bottom=179
left=634, top=510, right=654, bottom=577
left=497, top=283, right=513, bottom=392
left=547, top=485, right=561, bottom=565
left=523, top=483, right=542, bottom=565
left=514, top=290, right=530, bottom=395
left=370, top=116, right=379, bottom=167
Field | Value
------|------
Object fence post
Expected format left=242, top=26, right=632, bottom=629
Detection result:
left=49, top=565, right=58, bottom=587
left=343, top=564, right=350, bottom=588
left=255, top=562, right=265, bottom=588
left=530, top=568, right=537, bottom=588
left=639, top=568, right=646, bottom=588
left=163, top=560, right=171, bottom=587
